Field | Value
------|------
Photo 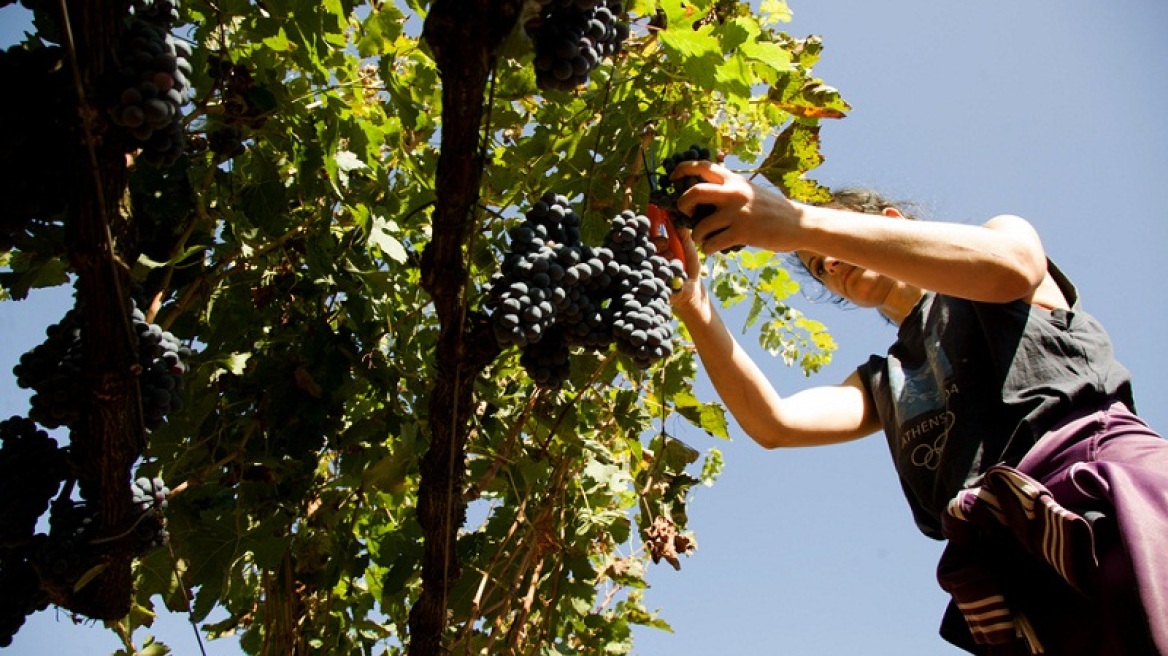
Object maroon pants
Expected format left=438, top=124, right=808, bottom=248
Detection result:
left=938, top=401, right=1168, bottom=655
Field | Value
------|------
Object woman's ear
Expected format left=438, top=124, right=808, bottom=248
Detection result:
left=882, top=207, right=905, bottom=219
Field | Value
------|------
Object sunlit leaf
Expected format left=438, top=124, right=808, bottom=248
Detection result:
left=758, top=121, right=832, bottom=203
left=759, top=0, right=793, bottom=25
left=700, top=448, right=724, bottom=486
left=739, top=38, right=794, bottom=73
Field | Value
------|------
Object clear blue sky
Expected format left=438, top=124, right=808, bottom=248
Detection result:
left=2, top=1, right=1167, bottom=654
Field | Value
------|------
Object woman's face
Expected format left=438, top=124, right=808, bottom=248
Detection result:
left=797, top=252, right=899, bottom=310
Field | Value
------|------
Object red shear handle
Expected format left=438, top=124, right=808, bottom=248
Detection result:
left=647, top=203, right=685, bottom=262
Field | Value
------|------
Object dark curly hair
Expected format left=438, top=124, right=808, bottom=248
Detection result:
left=820, top=188, right=920, bottom=221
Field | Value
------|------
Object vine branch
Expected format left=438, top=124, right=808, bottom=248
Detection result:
left=407, top=2, right=522, bottom=655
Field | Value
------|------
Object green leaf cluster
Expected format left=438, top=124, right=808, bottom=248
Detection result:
left=2, top=0, right=848, bottom=652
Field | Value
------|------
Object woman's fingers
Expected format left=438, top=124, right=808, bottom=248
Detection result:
left=679, top=178, right=749, bottom=252
left=678, top=229, right=702, bottom=278
left=669, top=159, right=728, bottom=183
left=699, top=225, right=742, bottom=254
left=666, top=229, right=706, bottom=311
left=676, top=182, right=721, bottom=219
left=669, top=163, right=802, bottom=254
left=689, top=207, right=733, bottom=245
left=651, top=228, right=701, bottom=279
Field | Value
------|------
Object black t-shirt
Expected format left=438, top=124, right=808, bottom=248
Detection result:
left=858, top=263, right=1135, bottom=538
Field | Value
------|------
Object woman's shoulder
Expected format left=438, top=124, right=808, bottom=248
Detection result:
left=1042, top=260, right=1079, bottom=308
left=1026, top=261, right=1075, bottom=311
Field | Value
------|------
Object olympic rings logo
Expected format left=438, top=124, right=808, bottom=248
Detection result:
left=907, top=412, right=954, bottom=470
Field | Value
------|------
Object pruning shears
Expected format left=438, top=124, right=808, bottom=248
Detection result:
left=643, top=146, right=686, bottom=263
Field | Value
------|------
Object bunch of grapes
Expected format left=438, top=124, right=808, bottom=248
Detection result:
left=0, top=555, right=49, bottom=648
left=107, top=0, right=192, bottom=167
left=45, top=498, right=94, bottom=543
left=130, top=476, right=169, bottom=552
left=660, top=144, right=716, bottom=229
left=27, top=473, right=167, bottom=607
left=13, top=310, right=84, bottom=430
left=517, top=327, right=571, bottom=391
left=132, top=0, right=180, bottom=24
left=0, top=43, right=73, bottom=252
left=556, top=244, right=618, bottom=348
left=0, top=417, right=68, bottom=550
left=488, top=252, right=562, bottom=350
left=602, top=211, right=684, bottom=367
left=526, top=0, right=630, bottom=92
left=32, top=497, right=97, bottom=596
left=486, top=193, right=685, bottom=387
left=207, top=124, right=246, bottom=160
left=133, top=308, right=188, bottom=430
left=486, top=194, right=583, bottom=350
left=13, top=305, right=190, bottom=432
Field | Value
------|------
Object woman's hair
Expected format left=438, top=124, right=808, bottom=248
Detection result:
left=819, top=187, right=920, bottom=221
left=789, top=187, right=922, bottom=305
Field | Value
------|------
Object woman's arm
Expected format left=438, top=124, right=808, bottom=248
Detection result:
left=671, top=231, right=881, bottom=448
left=673, top=161, right=1048, bottom=303
left=796, top=210, right=1047, bottom=303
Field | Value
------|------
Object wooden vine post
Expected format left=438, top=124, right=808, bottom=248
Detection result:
left=51, top=0, right=144, bottom=620
left=408, top=1, right=522, bottom=654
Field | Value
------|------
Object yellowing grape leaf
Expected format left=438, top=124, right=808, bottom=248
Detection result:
left=759, top=0, right=793, bottom=25
left=757, top=121, right=831, bottom=203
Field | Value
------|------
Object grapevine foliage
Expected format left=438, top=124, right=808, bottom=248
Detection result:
left=0, top=0, right=846, bottom=652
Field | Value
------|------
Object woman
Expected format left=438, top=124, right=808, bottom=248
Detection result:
left=666, top=160, right=1168, bottom=655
